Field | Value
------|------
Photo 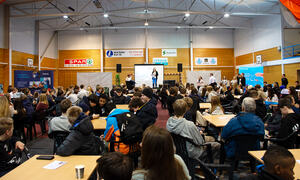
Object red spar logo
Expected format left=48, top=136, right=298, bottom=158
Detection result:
left=0, top=0, right=6, bottom=4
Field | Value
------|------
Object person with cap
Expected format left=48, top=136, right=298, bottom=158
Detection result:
left=136, top=87, right=158, bottom=130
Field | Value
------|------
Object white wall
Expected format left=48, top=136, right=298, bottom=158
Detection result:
left=234, top=15, right=282, bottom=57
left=11, top=18, right=36, bottom=54
left=104, top=29, right=145, bottom=49
left=284, top=29, right=300, bottom=47
left=39, top=30, right=58, bottom=59
left=193, top=29, right=234, bottom=48
left=0, top=5, right=4, bottom=49
left=148, top=29, right=189, bottom=48
left=58, top=30, right=102, bottom=50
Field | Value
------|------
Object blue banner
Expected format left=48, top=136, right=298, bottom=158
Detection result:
left=14, top=70, right=54, bottom=89
left=239, top=66, right=264, bottom=87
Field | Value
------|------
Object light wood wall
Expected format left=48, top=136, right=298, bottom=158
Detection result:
left=284, top=63, right=300, bottom=87
left=263, top=65, right=282, bottom=84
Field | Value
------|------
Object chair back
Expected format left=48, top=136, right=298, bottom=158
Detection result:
left=51, top=131, right=70, bottom=154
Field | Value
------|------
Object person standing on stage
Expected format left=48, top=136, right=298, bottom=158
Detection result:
left=197, top=76, right=205, bottom=90
left=152, top=68, right=158, bottom=88
left=209, top=73, right=216, bottom=86
left=241, top=73, right=246, bottom=88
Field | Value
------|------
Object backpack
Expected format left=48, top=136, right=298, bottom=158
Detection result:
left=115, top=112, right=143, bottom=145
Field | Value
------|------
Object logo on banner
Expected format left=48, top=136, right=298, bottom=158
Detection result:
left=105, top=50, right=144, bottom=58
left=0, top=0, right=6, bottom=4
left=162, top=49, right=177, bottom=57
left=153, top=58, right=168, bottom=65
left=195, top=57, right=217, bottom=65
left=64, top=59, right=94, bottom=67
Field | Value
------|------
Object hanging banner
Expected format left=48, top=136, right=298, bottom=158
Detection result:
left=195, top=57, right=217, bottom=65
left=14, top=70, right=54, bottom=89
left=64, top=59, right=94, bottom=67
left=153, top=58, right=168, bottom=65
left=239, top=66, right=264, bottom=87
left=106, top=50, right=144, bottom=58
left=162, top=49, right=177, bottom=57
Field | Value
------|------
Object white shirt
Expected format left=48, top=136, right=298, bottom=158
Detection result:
left=126, top=76, right=132, bottom=81
left=78, top=89, right=89, bottom=99
left=209, top=76, right=216, bottom=84
left=67, top=94, right=79, bottom=105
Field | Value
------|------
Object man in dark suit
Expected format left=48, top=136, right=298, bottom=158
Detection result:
left=241, top=73, right=246, bottom=87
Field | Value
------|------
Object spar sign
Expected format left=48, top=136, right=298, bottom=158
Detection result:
left=0, top=0, right=6, bottom=4
left=64, top=59, right=93, bottom=67
left=106, top=50, right=144, bottom=58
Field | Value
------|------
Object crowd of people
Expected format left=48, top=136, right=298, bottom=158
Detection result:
left=0, top=73, right=299, bottom=180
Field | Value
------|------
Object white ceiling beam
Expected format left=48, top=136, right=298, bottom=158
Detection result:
left=6, top=0, right=48, bottom=6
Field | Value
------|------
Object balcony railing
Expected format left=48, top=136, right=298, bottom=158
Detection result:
left=283, top=44, right=300, bottom=59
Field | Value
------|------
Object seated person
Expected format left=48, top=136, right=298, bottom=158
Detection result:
left=167, top=86, right=178, bottom=116
left=129, top=97, right=144, bottom=114
left=112, top=87, right=126, bottom=105
left=79, top=94, right=99, bottom=119
left=209, top=96, right=224, bottom=115
left=183, top=97, right=196, bottom=123
left=249, top=90, right=267, bottom=120
left=221, top=97, right=265, bottom=158
left=132, top=125, right=190, bottom=180
left=244, top=145, right=295, bottom=180
left=0, top=117, right=24, bottom=177
left=66, top=85, right=79, bottom=105
left=274, top=98, right=300, bottom=148
left=137, top=88, right=158, bottom=130
left=98, top=94, right=116, bottom=117
left=97, top=152, right=134, bottom=180
left=48, top=99, right=72, bottom=135
left=56, top=106, right=100, bottom=156
left=285, top=95, right=300, bottom=114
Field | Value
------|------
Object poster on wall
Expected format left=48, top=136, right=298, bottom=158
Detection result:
left=153, top=58, right=168, bottom=65
left=239, top=66, right=264, bottom=87
left=0, top=84, right=3, bottom=94
left=162, top=49, right=177, bottom=57
left=14, top=70, right=54, bottom=89
left=195, top=57, right=218, bottom=65
left=64, top=59, right=93, bottom=67
left=106, top=50, right=144, bottom=58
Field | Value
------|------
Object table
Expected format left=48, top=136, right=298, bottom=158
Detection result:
left=91, top=117, right=107, bottom=130
left=116, top=104, right=129, bottom=110
left=249, top=149, right=300, bottom=179
left=202, top=114, right=235, bottom=127
left=127, top=94, right=134, bottom=97
left=233, top=95, right=241, bottom=99
left=2, top=155, right=100, bottom=180
left=199, top=103, right=211, bottom=109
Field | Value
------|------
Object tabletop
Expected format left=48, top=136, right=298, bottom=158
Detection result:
left=2, top=155, right=100, bottom=180
left=199, top=103, right=211, bottom=109
left=116, top=104, right=129, bottom=110
left=91, top=117, right=107, bottom=130
left=202, top=114, right=235, bottom=127
left=249, top=149, right=300, bottom=179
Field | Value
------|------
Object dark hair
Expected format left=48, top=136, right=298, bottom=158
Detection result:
left=279, top=98, right=292, bottom=109
left=60, top=99, right=72, bottom=113
left=115, top=87, right=122, bottom=93
left=179, top=87, right=186, bottom=95
left=263, top=145, right=295, bottom=170
left=74, top=86, right=80, bottom=94
left=88, top=94, right=99, bottom=104
left=41, top=88, right=47, bottom=94
left=267, top=88, right=275, bottom=98
left=99, top=94, right=109, bottom=102
left=80, top=84, right=84, bottom=89
left=191, top=87, right=198, bottom=95
left=97, top=152, right=133, bottom=180
left=141, top=125, right=188, bottom=180
left=173, top=99, right=187, bottom=117
left=57, top=89, right=64, bottom=97
left=129, top=97, right=144, bottom=109
left=133, top=92, right=142, bottom=98
left=169, top=87, right=178, bottom=96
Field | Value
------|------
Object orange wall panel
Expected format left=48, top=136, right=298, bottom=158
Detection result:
left=236, top=53, right=253, bottom=66
left=254, top=47, right=282, bottom=62
left=284, top=63, right=300, bottom=87
left=193, top=48, right=234, bottom=67
left=263, top=65, right=282, bottom=85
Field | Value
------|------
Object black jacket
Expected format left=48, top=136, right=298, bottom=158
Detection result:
left=0, top=137, right=22, bottom=173
left=112, top=95, right=126, bottom=105
left=167, top=95, right=177, bottom=116
left=98, top=102, right=116, bottom=117
left=243, top=169, right=284, bottom=180
left=241, top=77, right=246, bottom=86
left=255, top=99, right=267, bottom=120
left=56, top=113, right=99, bottom=156
left=281, top=77, right=288, bottom=87
left=137, top=101, right=158, bottom=130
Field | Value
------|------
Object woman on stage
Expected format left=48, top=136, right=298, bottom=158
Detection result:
left=152, top=68, right=158, bottom=88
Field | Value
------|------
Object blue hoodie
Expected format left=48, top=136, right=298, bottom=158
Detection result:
left=221, top=112, right=265, bottom=158
left=104, top=109, right=130, bottom=137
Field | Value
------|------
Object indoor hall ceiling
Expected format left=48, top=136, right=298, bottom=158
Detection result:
left=4, top=0, right=281, bottom=30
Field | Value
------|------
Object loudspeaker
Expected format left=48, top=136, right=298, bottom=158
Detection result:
left=177, top=63, right=182, bottom=72
left=116, top=64, right=121, bottom=73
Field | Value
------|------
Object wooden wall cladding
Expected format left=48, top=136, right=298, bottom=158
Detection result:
left=263, top=65, right=282, bottom=84
left=236, top=53, right=253, bottom=66
left=254, top=47, right=281, bottom=62
left=284, top=63, right=300, bottom=87
left=193, top=48, right=234, bottom=66
left=59, top=49, right=101, bottom=68
left=41, top=57, right=59, bottom=69
left=12, top=51, right=38, bottom=66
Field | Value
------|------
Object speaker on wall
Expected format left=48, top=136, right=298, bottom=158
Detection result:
left=116, top=64, right=122, bottom=73
left=177, top=63, right=182, bottom=72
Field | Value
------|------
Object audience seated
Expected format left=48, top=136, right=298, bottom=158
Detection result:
left=98, top=94, right=116, bottom=117
left=209, top=96, right=224, bottom=115
left=183, top=97, right=196, bottom=123
left=244, top=145, right=295, bottom=180
left=66, top=85, right=79, bottom=105
left=129, top=97, right=144, bottom=114
left=112, top=87, right=126, bottom=105
left=48, top=99, right=72, bottom=135
left=79, top=94, right=99, bottom=119
left=97, top=152, right=134, bottom=180
left=167, top=86, right=178, bottom=116
left=56, top=106, right=100, bottom=156
left=249, top=90, right=267, bottom=120
left=221, top=97, right=265, bottom=158
left=0, top=117, right=24, bottom=177
left=132, top=125, right=190, bottom=180
left=136, top=88, right=158, bottom=130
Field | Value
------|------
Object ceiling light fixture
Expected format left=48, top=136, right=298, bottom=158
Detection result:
left=185, top=12, right=190, bottom=17
left=224, top=13, right=230, bottom=18
left=144, top=21, right=149, bottom=26
left=104, top=13, right=109, bottom=18
left=209, top=26, right=213, bottom=29
left=63, top=15, right=68, bottom=19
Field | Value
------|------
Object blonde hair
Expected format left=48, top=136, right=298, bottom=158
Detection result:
left=67, top=106, right=82, bottom=124
left=211, top=96, right=224, bottom=113
left=0, top=117, right=13, bottom=135
left=0, top=96, right=11, bottom=117
left=207, top=86, right=213, bottom=92
left=38, top=94, right=48, bottom=105
left=183, top=97, right=193, bottom=109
